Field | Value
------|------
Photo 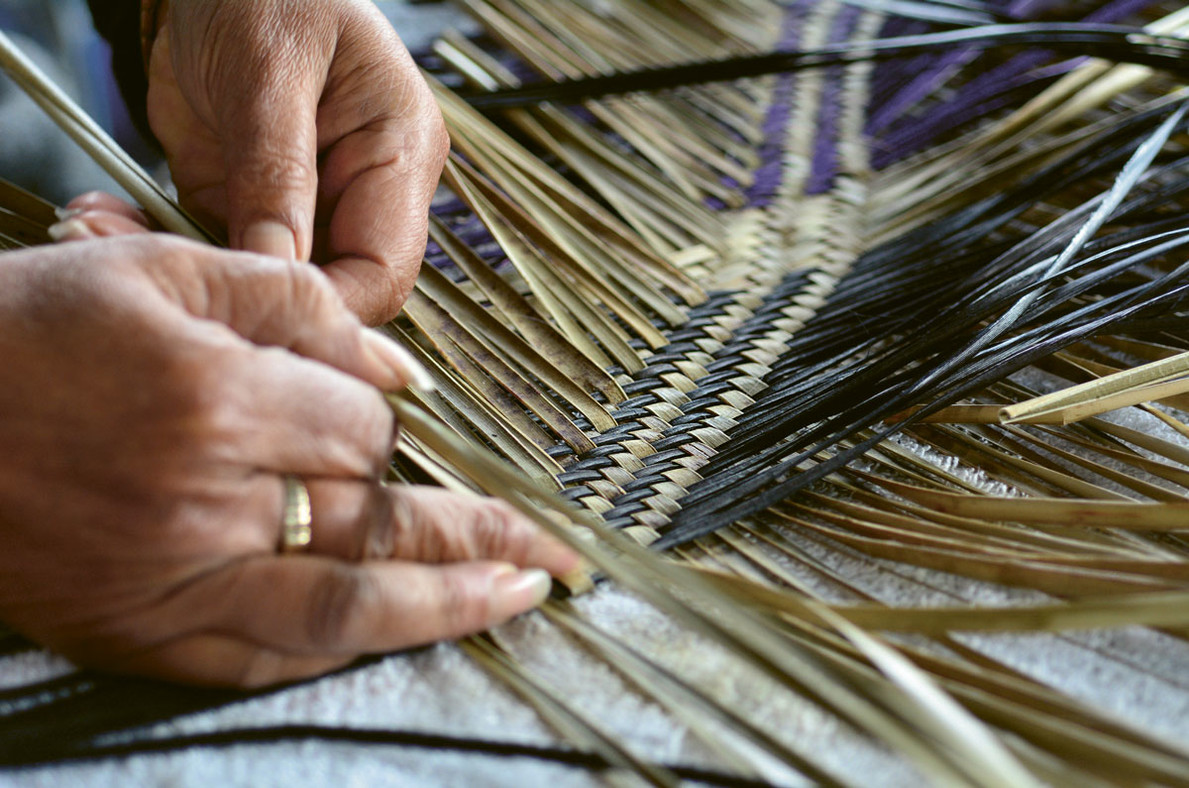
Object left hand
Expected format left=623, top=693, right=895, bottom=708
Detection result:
left=142, top=0, right=449, bottom=326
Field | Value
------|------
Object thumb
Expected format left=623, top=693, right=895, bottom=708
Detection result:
left=218, top=52, right=322, bottom=263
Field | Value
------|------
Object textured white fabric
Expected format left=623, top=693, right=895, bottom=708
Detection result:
left=3, top=4, right=1189, bottom=785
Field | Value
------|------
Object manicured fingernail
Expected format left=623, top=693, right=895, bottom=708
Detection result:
left=489, top=568, right=553, bottom=624
left=362, top=330, right=435, bottom=393
left=47, top=219, right=96, bottom=242
left=242, top=220, right=296, bottom=260
left=54, top=207, right=84, bottom=222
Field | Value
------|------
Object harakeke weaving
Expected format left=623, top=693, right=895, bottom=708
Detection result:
left=3, top=0, right=1189, bottom=784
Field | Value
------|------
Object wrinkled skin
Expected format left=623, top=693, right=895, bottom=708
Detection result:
left=145, top=0, right=449, bottom=325
left=0, top=236, right=578, bottom=687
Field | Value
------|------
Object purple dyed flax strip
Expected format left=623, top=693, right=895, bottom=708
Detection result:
left=745, top=0, right=816, bottom=207
left=865, top=18, right=934, bottom=124
left=871, top=57, right=1076, bottom=165
left=806, top=3, right=864, bottom=195
left=867, top=34, right=984, bottom=136
left=866, top=0, right=1020, bottom=136
left=870, top=0, right=1160, bottom=166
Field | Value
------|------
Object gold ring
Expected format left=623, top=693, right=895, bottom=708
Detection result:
left=280, top=475, right=312, bottom=553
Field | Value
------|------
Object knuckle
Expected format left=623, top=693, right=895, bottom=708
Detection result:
left=124, top=232, right=190, bottom=270
left=326, top=387, right=393, bottom=478
left=286, top=261, right=340, bottom=315
left=169, top=356, right=248, bottom=449
left=385, top=76, right=449, bottom=172
left=266, top=263, right=356, bottom=345
left=472, top=500, right=532, bottom=560
left=365, top=394, right=396, bottom=469
left=124, top=235, right=211, bottom=296
left=434, top=571, right=487, bottom=635
left=304, top=565, right=378, bottom=647
left=388, top=489, right=437, bottom=561
left=359, top=485, right=396, bottom=560
left=426, top=112, right=450, bottom=169
left=234, top=147, right=317, bottom=198
left=383, top=486, right=407, bottom=535
left=396, top=92, right=450, bottom=175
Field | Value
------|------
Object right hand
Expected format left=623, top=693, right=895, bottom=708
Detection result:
left=146, top=0, right=449, bottom=326
left=0, top=235, right=579, bottom=687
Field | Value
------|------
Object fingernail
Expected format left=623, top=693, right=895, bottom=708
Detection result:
left=558, top=563, right=596, bottom=596
left=242, top=220, right=296, bottom=260
left=362, top=330, right=435, bottom=393
left=54, top=207, right=84, bottom=222
left=47, top=219, right=96, bottom=242
left=489, top=568, right=553, bottom=624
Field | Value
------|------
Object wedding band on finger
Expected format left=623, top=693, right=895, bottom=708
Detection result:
left=280, top=475, right=313, bottom=553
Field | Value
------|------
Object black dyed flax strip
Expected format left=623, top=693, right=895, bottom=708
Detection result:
left=464, top=24, right=1189, bottom=112
left=688, top=109, right=1189, bottom=478
left=0, top=654, right=395, bottom=767
left=654, top=102, right=1189, bottom=549
left=1, top=724, right=773, bottom=787
left=555, top=278, right=815, bottom=530
left=555, top=290, right=753, bottom=516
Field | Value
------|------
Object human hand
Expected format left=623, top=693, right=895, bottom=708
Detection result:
left=143, top=0, right=448, bottom=325
left=0, top=235, right=578, bottom=687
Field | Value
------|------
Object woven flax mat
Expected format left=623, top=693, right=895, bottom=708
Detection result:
left=4, top=0, right=1189, bottom=785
